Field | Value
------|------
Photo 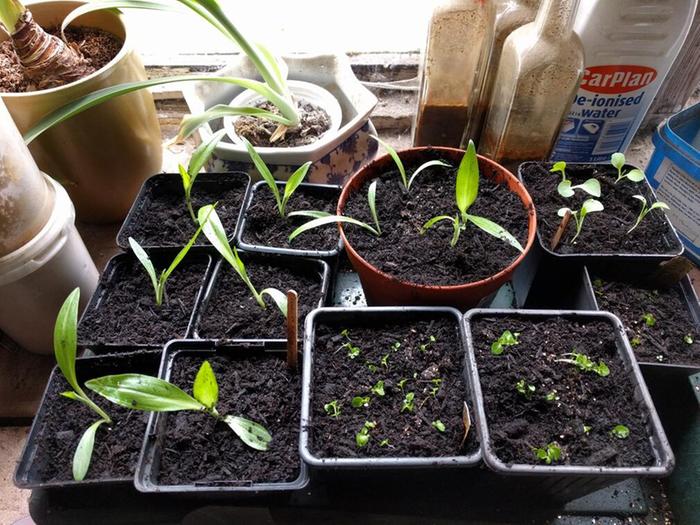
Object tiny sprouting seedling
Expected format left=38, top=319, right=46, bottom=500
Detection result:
left=198, top=205, right=287, bottom=316
left=351, top=396, right=370, bottom=408
left=421, top=141, right=524, bottom=251
left=432, top=420, right=446, bottom=433
left=339, top=330, right=361, bottom=359
left=611, top=424, right=630, bottom=439
left=533, top=442, right=561, bottom=464
left=631, top=336, right=642, bottom=347
left=371, top=380, right=386, bottom=397
left=627, top=195, right=669, bottom=233
left=515, top=379, right=536, bottom=399
left=558, top=352, right=610, bottom=377
left=392, top=341, right=401, bottom=352
left=379, top=438, right=390, bottom=447
left=355, top=420, right=377, bottom=448
left=366, top=362, right=379, bottom=373
left=491, top=329, right=519, bottom=355
left=324, top=400, right=341, bottom=418
left=288, top=180, right=382, bottom=240
left=545, top=390, right=559, bottom=403
left=371, top=135, right=451, bottom=191
left=129, top=204, right=214, bottom=306
left=429, top=378, right=442, bottom=397
left=178, top=129, right=227, bottom=222
left=380, top=354, right=390, bottom=368
left=88, top=360, right=271, bottom=451
left=53, top=289, right=112, bottom=481
left=401, top=392, right=415, bottom=413
left=550, top=160, right=601, bottom=198
left=611, top=153, right=646, bottom=184
left=397, top=378, right=408, bottom=391
left=685, top=335, right=694, bottom=345
left=242, top=136, right=312, bottom=218
left=419, top=335, right=436, bottom=352
left=558, top=198, right=604, bottom=243
left=583, top=425, right=592, bottom=435
left=642, top=313, right=656, bottom=327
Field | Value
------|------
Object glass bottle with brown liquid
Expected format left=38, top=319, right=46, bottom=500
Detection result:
left=479, top=0, right=583, bottom=167
left=413, top=0, right=495, bottom=148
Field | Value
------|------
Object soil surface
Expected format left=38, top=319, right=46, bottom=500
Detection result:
left=234, top=100, right=331, bottom=147
left=593, top=278, right=700, bottom=366
left=159, top=353, right=301, bottom=485
left=78, top=256, right=209, bottom=346
left=343, top=152, right=530, bottom=286
left=309, top=314, right=479, bottom=458
left=196, top=257, right=325, bottom=339
left=0, top=26, right=121, bottom=93
left=521, top=163, right=678, bottom=255
left=119, top=174, right=248, bottom=248
left=28, top=352, right=158, bottom=483
left=471, top=315, right=656, bottom=467
left=241, top=184, right=341, bottom=252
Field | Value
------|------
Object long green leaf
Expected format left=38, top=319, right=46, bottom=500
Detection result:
left=54, top=288, right=81, bottom=393
left=223, top=415, right=272, bottom=451
left=289, top=215, right=379, bottom=241
left=288, top=210, right=331, bottom=219
left=260, top=288, right=288, bottom=317
left=179, top=104, right=292, bottom=141
left=625, top=169, right=646, bottom=183
left=128, top=237, right=160, bottom=302
left=420, top=215, right=456, bottom=233
left=62, top=1, right=182, bottom=33
left=407, top=160, right=451, bottom=190
left=456, top=140, right=479, bottom=217
left=178, top=164, right=192, bottom=193
left=193, top=361, right=218, bottom=410
left=73, top=419, right=107, bottom=481
left=467, top=214, right=524, bottom=252
left=188, top=128, right=227, bottom=179
left=367, top=180, right=381, bottom=235
left=198, top=205, right=236, bottom=267
left=86, top=374, right=204, bottom=411
left=371, top=135, right=406, bottom=189
left=573, top=178, right=601, bottom=197
left=281, top=162, right=311, bottom=216
left=159, top=204, right=214, bottom=285
left=242, top=137, right=281, bottom=213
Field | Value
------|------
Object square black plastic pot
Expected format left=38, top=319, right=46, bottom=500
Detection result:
left=78, top=252, right=213, bottom=351
left=191, top=252, right=332, bottom=342
left=463, top=309, right=674, bottom=502
left=134, top=340, right=309, bottom=495
left=300, top=307, right=482, bottom=472
left=14, top=351, right=161, bottom=490
left=235, top=181, right=343, bottom=259
left=116, top=172, right=250, bottom=250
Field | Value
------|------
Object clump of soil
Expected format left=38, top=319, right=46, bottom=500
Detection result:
left=0, top=25, right=122, bottom=93
left=593, top=278, right=700, bottom=366
left=309, top=314, right=479, bottom=458
left=521, top=162, right=679, bottom=255
left=471, top=315, right=657, bottom=467
left=241, top=184, right=341, bottom=252
left=158, top=354, right=301, bottom=485
left=234, top=100, right=331, bottom=148
left=343, top=152, right=530, bottom=286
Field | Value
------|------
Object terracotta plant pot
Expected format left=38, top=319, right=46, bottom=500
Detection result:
left=337, top=147, right=537, bottom=308
left=0, top=0, right=162, bottom=223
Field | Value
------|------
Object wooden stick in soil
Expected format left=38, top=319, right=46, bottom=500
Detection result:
left=550, top=209, right=572, bottom=251
left=286, top=290, right=298, bottom=372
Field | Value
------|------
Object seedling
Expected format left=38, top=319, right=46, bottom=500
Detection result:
left=355, top=420, right=377, bottom=448
left=611, top=424, right=630, bottom=439
left=611, top=153, right=645, bottom=184
left=558, top=352, right=610, bottom=377
left=339, top=330, right=361, bottom=359
left=429, top=378, right=442, bottom=397
left=515, top=379, right=536, bottom=399
left=631, top=336, right=642, bottom=347
left=583, top=425, right=592, bottom=435
left=550, top=160, right=600, bottom=198
left=685, top=335, right=694, bottom=344
left=380, top=354, right=390, bottom=368
left=198, top=205, right=287, bottom=316
left=419, top=335, right=436, bottom=352
left=391, top=341, right=401, bottom=352
left=421, top=141, right=524, bottom=251
left=627, top=195, right=669, bottom=233
left=88, top=360, right=271, bottom=450
left=129, top=204, right=214, bottom=306
left=432, top=420, right=446, bottom=432
left=642, top=313, right=656, bottom=327
left=545, top=390, right=559, bottom=403
left=351, top=396, right=371, bottom=408
left=371, top=380, right=386, bottom=397
left=371, top=135, right=450, bottom=191
left=324, top=400, right=341, bottom=417
left=533, top=442, right=561, bottom=464
left=242, top=137, right=312, bottom=218
left=53, top=289, right=112, bottom=481
left=401, top=392, right=415, bottom=413
left=557, top=198, right=604, bottom=243
left=379, top=438, right=390, bottom=447
left=397, top=378, right=408, bottom=391
left=491, top=329, right=519, bottom=355
left=366, top=362, right=378, bottom=372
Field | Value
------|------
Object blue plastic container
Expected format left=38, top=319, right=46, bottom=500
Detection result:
left=646, top=102, right=700, bottom=264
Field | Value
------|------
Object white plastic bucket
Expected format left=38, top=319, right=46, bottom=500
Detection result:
left=0, top=175, right=98, bottom=354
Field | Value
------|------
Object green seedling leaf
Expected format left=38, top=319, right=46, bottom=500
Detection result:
left=611, top=152, right=625, bottom=174
left=467, top=214, right=524, bottom=252
left=324, top=400, right=341, bottom=417
left=432, top=420, right=446, bottom=432
left=545, top=390, right=559, bottom=402
left=355, top=420, right=376, bottom=448
left=625, top=169, right=646, bottom=182
left=456, top=140, right=479, bottom=217
left=261, top=288, right=288, bottom=317
left=628, top=194, right=670, bottom=233
left=54, top=288, right=81, bottom=394
left=72, top=419, right=107, bottom=481
left=288, top=214, right=380, bottom=240
left=188, top=128, right=227, bottom=179
left=611, top=424, right=630, bottom=439
left=86, top=374, right=204, bottom=412
left=558, top=352, right=610, bottom=377
left=243, top=136, right=282, bottom=213
left=491, top=330, right=519, bottom=355
left=407, top=160, right=451, bottom=190
left=401, top=392, right=415, bottom=413
left=583, top=424, right=592, bottom=434
left=550, top=161, right=567, bottom=181
left=685, top=335, right=694, bottom=344
left=534, top=442, right=561, bottom=464
left=367, top=180, right=381, bottom=235
left=379, top=438, right=390, bottom=447
left=642, top=313, right=656, bottom=327
left=557, top=179, right=575, bottom=198
left=577, top=178, right=601, bottom=197
left=371, top=135, right=406, bottom=189
left=224, top=415, right=272, bottom=451
left=371, top=380, right=385, bottom=397
left=351, top=396, right=370, bottom=408
left=515, top=379, right=536, bottom=399
left=281, top=162, right=312, bottom=216
left=193, top=360, right=218, bottom=409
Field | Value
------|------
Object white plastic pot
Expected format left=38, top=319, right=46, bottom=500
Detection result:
left=0, top=176, right=98, bottom=354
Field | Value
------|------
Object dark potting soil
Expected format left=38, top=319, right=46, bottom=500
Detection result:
left=521, top=163, right=677, bottom=255
left=196, top=259, right=325, bottom=339
left=471, top=315, right=656, bottom=467
left=234, top=100, right=331, bottom=148
left=120, top=175, right=248, bottom=248
left=78, top=256, right=208, bottom=346
left=30, top=352, right=158, bottom=482
left=159, top=354, right=301, bottom=485
left=343, top=155, right=529, bottom=286
left=309, top=316, right=478, bottom=458
left=241, top=184, right=341, bottom=251
left=0, top=26, right=121, bottom=93
left=593, top=278, right=700, bottom=366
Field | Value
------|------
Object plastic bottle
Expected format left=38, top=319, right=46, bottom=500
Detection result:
left=479, top=0, right=583, bottom=165
left=551, top=0, right=698, bottom=162
left=413, top=0, right=495, bottom=147
left=463, top=0, right=542, bottom=145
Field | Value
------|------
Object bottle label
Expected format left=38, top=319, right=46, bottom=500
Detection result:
left=551, top=65, right=658, bottom=162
